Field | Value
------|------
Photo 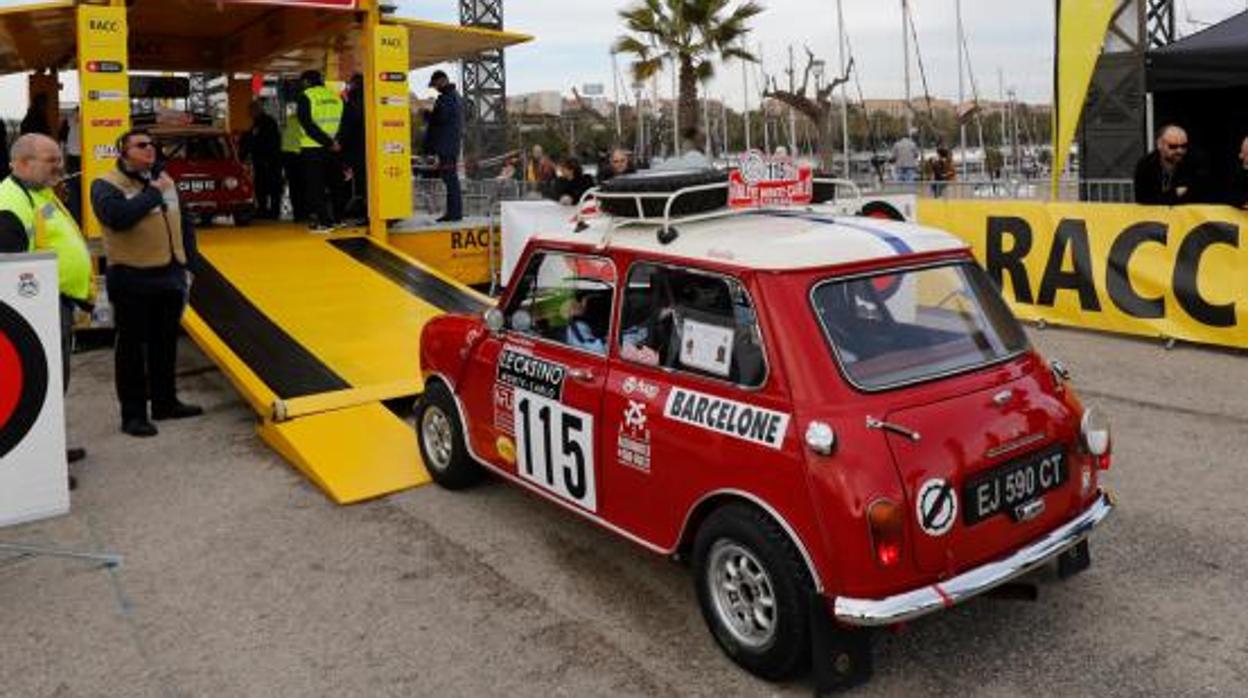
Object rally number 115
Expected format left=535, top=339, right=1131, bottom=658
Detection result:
left=514, top=391, right=597, bottom=512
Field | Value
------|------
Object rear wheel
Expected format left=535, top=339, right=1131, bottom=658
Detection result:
left=415, top=381, right=484, bottom=490
left=232, top=209, right=254, bottom=227
left=692, top=503, right=813, bottom=681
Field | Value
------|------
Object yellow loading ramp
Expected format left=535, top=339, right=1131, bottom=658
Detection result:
left=184, top=224, right=492, bottom=504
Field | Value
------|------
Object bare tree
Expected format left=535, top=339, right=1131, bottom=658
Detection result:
left=761, top=46, right=852, bottom=166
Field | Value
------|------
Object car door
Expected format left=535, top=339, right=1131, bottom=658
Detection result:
left=601, top=263, right=793, bottom=544
left=458, top=249, right=616, bottom=514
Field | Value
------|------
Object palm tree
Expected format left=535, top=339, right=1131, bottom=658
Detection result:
left=614, top=0, right=763, bottom=146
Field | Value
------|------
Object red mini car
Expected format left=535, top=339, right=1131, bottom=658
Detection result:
left=151, top=125, right=255, bottom=226
left=415, top=175, right=1113, bottom=690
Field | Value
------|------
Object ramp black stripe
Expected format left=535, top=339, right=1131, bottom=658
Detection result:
left=189, top=256, right=350, bottom=399
left=328, top=237, right=489, bottom=315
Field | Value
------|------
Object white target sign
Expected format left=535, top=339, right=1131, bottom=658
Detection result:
left=0, top=253, right=68, bottom=528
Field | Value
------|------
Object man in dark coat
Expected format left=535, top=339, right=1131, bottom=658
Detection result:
left=240, top=101, right=283, bottom=219
left=337, top=73, right=368, bottom=223
left=1134, top=124, right=1211, bottom=205
left=421, top=70, right=463, bottom=222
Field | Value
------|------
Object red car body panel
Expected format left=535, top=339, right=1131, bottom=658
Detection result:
left=420, top=230, right=1104, bottom=605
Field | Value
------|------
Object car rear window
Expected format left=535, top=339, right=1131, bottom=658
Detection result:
left=811, top=262, right=1029, bottom=390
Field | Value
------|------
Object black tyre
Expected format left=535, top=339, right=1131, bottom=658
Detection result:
left=232, top=208, right=254, bottom=227
left=597, top=168, right=728, bottom=219
left=692, top=503, right=814, bottom=681
left=197, top=214, right=215, bottom=228
left=415, top=381, right=484, bottom=490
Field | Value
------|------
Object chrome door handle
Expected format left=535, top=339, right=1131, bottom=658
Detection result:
left=568, top=367, right=596, bottom=382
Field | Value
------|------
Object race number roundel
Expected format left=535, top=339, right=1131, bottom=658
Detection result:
left=0, top=301, right=49, bottom=460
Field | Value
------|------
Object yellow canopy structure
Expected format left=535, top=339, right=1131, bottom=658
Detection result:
left=0, top=0, right=530, bottom=75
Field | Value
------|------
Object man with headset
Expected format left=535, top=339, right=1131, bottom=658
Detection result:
left=90, top=128, right=201, bottom=438
left=0, top=133, right=93, bottom=481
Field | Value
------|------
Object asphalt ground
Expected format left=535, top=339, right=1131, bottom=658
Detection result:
left=1, top=325, right=1245, bottom=697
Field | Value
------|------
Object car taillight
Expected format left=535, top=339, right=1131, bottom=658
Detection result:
left=1081, top=407, right=1111, bottom=470
left=867, top=499, right=904, bottom=568
left=223, top=177, right=239, bottom=190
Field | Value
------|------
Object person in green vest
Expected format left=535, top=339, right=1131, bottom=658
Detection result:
left=280, top=105, right=307, bottom=222
left=0, top=133, right=94, bottom=480
left=295, top=69, right=345, bottom=232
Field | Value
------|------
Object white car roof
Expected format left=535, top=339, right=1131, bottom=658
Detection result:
left=536, top=208, right=969, bottom=271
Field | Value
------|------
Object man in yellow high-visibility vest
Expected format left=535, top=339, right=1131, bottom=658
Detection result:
left=295, top=70, right=345, bottom=232
left=0, top=133, right=94, bottom=481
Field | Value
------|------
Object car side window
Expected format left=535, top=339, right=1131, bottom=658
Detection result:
left=504, top=251, right=617, bottom=356
left=617, top=263, right=766, bottom=388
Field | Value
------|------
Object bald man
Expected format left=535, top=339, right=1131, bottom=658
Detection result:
left=0, top=133, right=94, bottom=476
left=1134, top=124, right=1210, bottom=205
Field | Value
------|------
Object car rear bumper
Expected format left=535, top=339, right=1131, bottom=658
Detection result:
left=833, top=490, right=1113, bottom=626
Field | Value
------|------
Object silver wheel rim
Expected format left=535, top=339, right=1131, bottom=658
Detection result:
left=707, top=540, right=777, bottom=650
left=421, top=406, right=454, bottom=472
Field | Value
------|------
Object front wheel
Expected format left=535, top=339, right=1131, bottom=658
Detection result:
left=415, top=382, right=484, bottom=490
left=692, top=503, right=814, bottom=681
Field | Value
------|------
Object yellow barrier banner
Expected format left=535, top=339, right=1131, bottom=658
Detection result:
left=919, top=200, right=1248, bottom=349
left=367, top=22, right=414, bottom=223
left=388, top=227, right=498, bottom=286
left=76, top=4, right=130, bottom=239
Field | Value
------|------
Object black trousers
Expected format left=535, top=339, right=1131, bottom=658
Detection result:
left=254, top=159, right=283, bottom=219
left=301, top=147, right=345, bottom=226
left=281, top=152, right=306, bottom=221
left=110, top=284, right=185, bottom=422
left=59, top=296, right=74, bottom=393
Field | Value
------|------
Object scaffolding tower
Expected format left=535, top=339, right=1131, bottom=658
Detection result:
left=460, top=0, right=508, bottom=174
left=1078, top=0, right=1175, bottom=186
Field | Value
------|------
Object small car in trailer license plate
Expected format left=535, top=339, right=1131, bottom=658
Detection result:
left=415, top=171, right=1114, bottom=691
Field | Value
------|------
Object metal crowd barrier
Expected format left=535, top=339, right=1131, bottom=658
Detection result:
left=856, top=178, right=1135, bottom=204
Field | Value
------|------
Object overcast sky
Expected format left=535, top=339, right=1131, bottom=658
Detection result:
left=0, top=0, right=1244, bottom=116
left=402, top=0, right=1248, bottom=107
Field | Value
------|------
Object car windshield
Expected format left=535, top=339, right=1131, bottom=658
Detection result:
left=811, top=262, right=1029, bottom=390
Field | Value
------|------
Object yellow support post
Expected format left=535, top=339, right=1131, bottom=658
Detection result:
left=226, top=76, right=254, bottom=134
left=75, top=3, right=130, bottom=239
left=363, top=6, right=414, bottom=242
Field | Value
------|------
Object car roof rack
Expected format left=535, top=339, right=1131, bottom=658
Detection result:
left=576, top=176, right=862, bottom=248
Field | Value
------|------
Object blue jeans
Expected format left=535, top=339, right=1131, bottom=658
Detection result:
left=440, top=161, right=462, bottom=220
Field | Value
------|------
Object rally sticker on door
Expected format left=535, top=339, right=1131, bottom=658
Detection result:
left=663, top=387, right=789, bottom=450
left=514, top=389, right=597, bottom=512
left=497, top=347, right=565, bottom=400
left=916, top=478, right=958, bottom=537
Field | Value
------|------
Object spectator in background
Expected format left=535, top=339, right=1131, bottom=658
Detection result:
left=495, top=155, right=520, bottom=181
left=338, top=73, right=368, bottom=223
left=240, top=101, right=282, bottom=220
left=296, top=69, right=345, bottom=231
left=930, top=147, right=956, bottom=198
left=1229, top=135, right=1248, bottom=210
left=421, top=69, right=463, bottom=222
left=657, top=127, right=711, bottom=171
left=891, top=131, right=920, bottom=182
left=20, top=93, right=51, bottom=136
left=1134, top=124, right=1209, bottom=206
left=597, top=147, right=635, bottom=184
left=525, top=144, right=547, bottom=183
left=280, top=106, right=306, bottom=221
left=550, top=157, right=595, bottom=206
